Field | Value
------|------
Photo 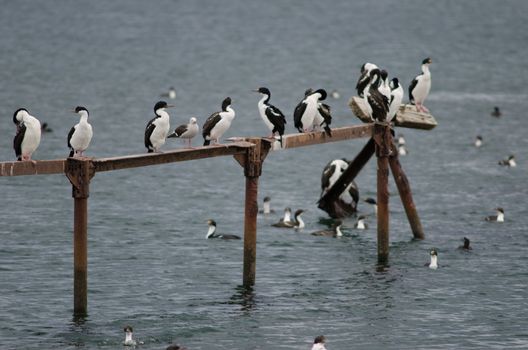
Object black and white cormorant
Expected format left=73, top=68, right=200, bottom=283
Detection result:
left=458, top=237, right=472, bottom=250
left=354, top=215, right=369, bottom=230
left=123, top=325, right=137, bottom=346
left=378, top=69, right=391, bottom=101
left=167, top=117, right=199, bottom=148
left=144, top=101, right=173, bottom=153
left=294, top=89, right=327, bottom=133
left=311, top=335, right=327, bottom=350
left=202, top=97, right=235, bottom=146
left=206, top=219, right=241, bottom=239
left=356, top=62, right=379, bottom=97
left=426, top=249, right=438, bottom=269
left=259, top=196, right=275, bottom=215
left=388, top=78, right=404, bottom=122
left=311, top=220, right=343, bottom=237
left=313, top=96, right=332, bottom=137
left=485, top=207, right=504, bottom=222
left=408, top=57, right=432, bottom=113
left=363, top=69, right=389, bottom=122
left=271, top=207, right=295, bottom=228
left=498, top=155, right=516, bottom=167
left=491, top=106, right=501, bottom=118
left=13, top=108, right=41, bottom=161
left=320, top=159, right=359, bottom=209
left=67, top=106, right=93, bottom=158
left=253, top=87, right=287, bottom=146
left=292, top=209, right=305, bottom=230
left=474, top=135, right=483, bottom=148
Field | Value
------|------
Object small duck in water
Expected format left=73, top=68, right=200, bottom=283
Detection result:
left=485, top=207, right=504, bottom=222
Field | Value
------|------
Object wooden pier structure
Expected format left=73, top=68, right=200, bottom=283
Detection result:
left=0, top=103, right=435, bottom=316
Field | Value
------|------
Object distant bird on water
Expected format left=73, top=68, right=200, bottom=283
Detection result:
left=67, top=106, right=93, bottom=158
left=166, top=344, right=187, bottom=350
left=311, top=335, right=327, bottom=350
left=271, top=207, right=295, bottom=228
left=13, top=108, right=41, bottom=161
left=426, top=249, right=438, bottom=269
left=398, top=143, right=408, bottom=156
left=123, top=325, right=137, bottom=346
left=41, top=122, right=53, bottom=133
left=409, top=57, right=432, bottom=113
left=354, top=215, right=369, bottom=230
left=161, top=86, right=177, bottom=99
left=485, top=207, right=504, bottom=222
left=202, top=97, right=235, bottom=146
left=311, top=220, right=343, bottom=237
left=253, top=87, right=287, bottom=146
left=259, top=196, right=275, bottom=215
left=459, top=237, right=472, bottom=250
left=388, top=77, right=404, bottom=122
left=294, top=89, right=327, bottom=133
left=396, top=134, right=406, bottom=145
left=167, top=117, right=199, bottom=148
left=206, top=219, right=241, bottom=239
left=491, top=106, right=501, bottom=118
left=363, top=197, right=378, bottom=215
left=330, top=89, right=340, bottom=99
left=356, top=62, right=379, bottom=97
left=145, top=100, right=173, bottom=153
left=498, top=155, right=516, bottom=167
left=363, top=68, right=389, bottom=121
left=474, top=135, right=483, bottom=148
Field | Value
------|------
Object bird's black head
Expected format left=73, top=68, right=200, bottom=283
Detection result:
left=496, top=207, right=504, bottom=213
left=357, top=215, right=367, bottom=221
left=13, top=108, right=28, bottom=124
left=369, top=68, right=381, bottom=84
left=430, top=248, right=438, bottom=256
left=294, top=209, right=304, bottom=217
left=422, top=57, right=432, bottom=65
left=254, top=87, right=270, bottom=96
left=463, top=237, right=470, bottom=248
left=364, top=197, right=377, bottom=205
left=508, top=155, right=515, bottom=160
left=221, top=97, right=232, bottom=111
left=389, top=77, right=400, bottom=89
left=207, top=219, right=217, bottom=227
left=124, top=325, right=133, bottom=333
left=313, top=89, right=327, bottom=100
left=380, top=69, right=388, bottom=80
left=314, top=335, right=326, bottom=344
left=74, top=106, right=89, bottom=114
left=154, top=101, right=169, bottom=112
left=476, top=135, right=482, bottom=140
left=263, top=196, right=271, bottom=202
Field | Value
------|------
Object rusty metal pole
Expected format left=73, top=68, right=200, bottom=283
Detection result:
left=65, top=158, right=94, bottom=316
left=235, top=139, right=269, bottom=288
left=389, top=154, right=425, bottom=239
left=374, top=124, right=390, bottom=264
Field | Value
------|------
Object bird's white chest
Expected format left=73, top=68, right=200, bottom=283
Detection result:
left=388, top=87, right=404, bottom=121
left=413, top=73, right=431, bottom=102
left=151, top=116, right=170, bottom=145
left=21, top=117, right=41, bottom=153
left=356, top=220, right=366, bottom=230
left=210, top=113, right=234, bottom=139
left=302, top=99, right=318, bottom=127
left=258, top=102, right=275, bottom=131
left=71, top=121, right=93, bottom=151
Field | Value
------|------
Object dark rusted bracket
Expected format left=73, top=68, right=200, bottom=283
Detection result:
left=233, top=138, right=271, bottom=177
left=65, top=158, right=95, bottom=199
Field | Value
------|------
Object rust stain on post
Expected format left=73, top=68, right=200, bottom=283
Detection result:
left=374, top=124, right=391, bottom=265
left=389, top=154, right=425, bottom=239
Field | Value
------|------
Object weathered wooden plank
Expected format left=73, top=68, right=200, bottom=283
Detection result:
left=92, top=142, right=254, bottom=172
left=349, top=96, right=438, bottom=130
left=280, top=124, right=373, bottom=149
left=0, top=159, right=66, bottom=177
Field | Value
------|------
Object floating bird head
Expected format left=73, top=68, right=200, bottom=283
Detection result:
left=496, top=207, right=504, bottom=214
left=124, top=325, right=133, bottom=334
left=206, top=219, right=217, bottom=227
left=357, top=215, right=367, bottom=221
left=13, top=108, right=29, bottom=124
left=422, top=57, right=432, bottom=65
left=430, top=248, right=438, bottom=257
left=253, top=87, right=271, bottom=96
left=284, top=207, right=292, bottom=213
left=312, top=89, right=327, bottom=101
left=294, top=209, right=304, bottom=218
left=508, top=155, right=515, bottom=160
left=463, top=237, right=471, bottom=249
left=363, top=197, right=377, bottom=205
left=154, top=100, right=174, bottom=113
left=389, top=77, right=400, bottom=90
left=313, top=335, right=326, bottom=349
left=73, top=106, right=89, bottom=117
left=476, top=135, right=483, bottom=141
left=221, top=97, right=232, bottom=111
left=263, top=196, right=271, bottom=203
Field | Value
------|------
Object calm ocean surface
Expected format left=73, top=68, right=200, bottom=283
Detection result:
left=1, top=1, right=528, bottom=349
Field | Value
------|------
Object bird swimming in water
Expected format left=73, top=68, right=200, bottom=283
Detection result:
left=426, top=249, right=438, bottom=269
left=491, top=106, right=501, bottom=118
left=167, top=117, right=199, bottom=148
left=363, top=68, right=389, bottom=122
left=354, top=215, right=369, bottom=230
left=202, top=97, right=235, bottom=146
left=330, top=89, right=340, bottom=99
left=311, top=335, right=327, bottom=350
left=259, top=196, right=275, bottom=215
left=294, top=89, right=327, bottom=133
left=13, top=108, right=41, bottom=161
left=311, top=220, right=343, bottom=237
left=363, top=197, right=378, bottom=215
left=145, top=101, right=174, bottom=153
left=398, top=143, right=408, bottom=156
left=271, top=207, right=295, bottom=228
left=253, top=87, right=287, bottom=147
left=388, top=78, right=404, bottom=122
left=41, top=122, right=53, bottom=133
left=292, top=209, right=306, bottom=230
left=409, top=57, right=432, bottom=113
left=356, top=62, right=379, bottom=97
left=123, top=325, right=137, bottom=346
left=161, top=86, right=177, bottom=99
left=498, top=155, right=516, bottom=167
left=67, top=106, right=93, bottom=158
left=474, top=135, right=483, bottom=148
left=166, top=344, right=187, bottom=350
left=485, top=207, right=504, bottom=222
left=396, top=134, right=406, bottom=145
left=206, top=219, right=241, bottom=239
left=459, top=237, right=472, bottom=250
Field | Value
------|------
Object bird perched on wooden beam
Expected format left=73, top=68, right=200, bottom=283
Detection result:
left=253, top=87, right=287, bottom=147
left=144, top=101, right=173, bottom=153
left=202, top=97, right=235, bottom=146
left=409, top=57, right=432, bottom=113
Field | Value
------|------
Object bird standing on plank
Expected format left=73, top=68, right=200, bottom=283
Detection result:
left=13, top=108, right=41, bottom=161
left=409, top=57, right=432, bottom=113
left=144, top=101, right=174, bottom=153
left=167, top=117, right=199, bottom=148
left=294, top=89, right=327, bottom=133
left=202, top=97, right=235, bottom=146
left=67, top=106, right=93, bottom=157
left=253, top=87, right=287, bottom=146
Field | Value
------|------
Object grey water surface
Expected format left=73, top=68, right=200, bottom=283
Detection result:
left=1, top=1, right=527, bottom=349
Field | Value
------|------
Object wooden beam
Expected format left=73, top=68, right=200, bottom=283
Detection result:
left=0, top=159, right=65, bottom=177
left=92, top=142, right=254, bottom=173
left=280, top=124, right=372, bottom=149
